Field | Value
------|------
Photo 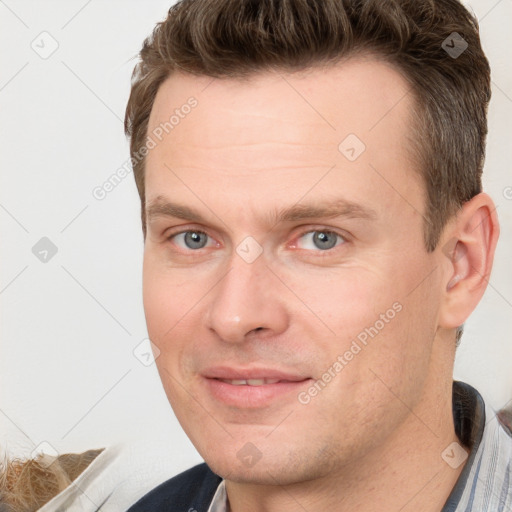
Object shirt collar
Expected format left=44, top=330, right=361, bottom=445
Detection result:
left=207, top=479, right=227, bottom=512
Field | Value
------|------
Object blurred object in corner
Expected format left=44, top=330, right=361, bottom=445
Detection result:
left=0, top=448, right=104, bottom=512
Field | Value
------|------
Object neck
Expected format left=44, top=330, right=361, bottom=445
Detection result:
left=226, top=349, right=465, bottom=512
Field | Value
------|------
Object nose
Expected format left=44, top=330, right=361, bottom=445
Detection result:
left=205, top=251, right=289, bottom=344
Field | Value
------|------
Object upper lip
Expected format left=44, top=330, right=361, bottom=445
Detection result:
left=202, top=366, right=310, bottom=382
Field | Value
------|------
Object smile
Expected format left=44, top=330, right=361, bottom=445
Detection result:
left=202, top=370, right=312, bottom=408
left=218, top=378, right=282, bottom=386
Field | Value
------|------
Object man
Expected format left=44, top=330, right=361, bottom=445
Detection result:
left=125, top=0, right=511, bottom=510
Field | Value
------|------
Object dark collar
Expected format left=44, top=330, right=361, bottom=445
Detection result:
left=452, top=380, right=486, bottom=449
left=441, top=380, right=487, bottom=511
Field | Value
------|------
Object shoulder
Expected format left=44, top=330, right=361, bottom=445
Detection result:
left=126, top=463, right=222, bottom=512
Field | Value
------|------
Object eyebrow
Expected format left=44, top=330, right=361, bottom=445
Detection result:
left=146, top=195, right=377, bottom=227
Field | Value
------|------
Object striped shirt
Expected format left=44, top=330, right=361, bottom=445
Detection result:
left=208, top=381, right=512, bottom=512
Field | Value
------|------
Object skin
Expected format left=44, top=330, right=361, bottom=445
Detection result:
left=142, top=57, right=499, bottom=511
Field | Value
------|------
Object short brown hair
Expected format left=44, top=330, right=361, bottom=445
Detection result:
left=125, top=0, right=491, bottom=252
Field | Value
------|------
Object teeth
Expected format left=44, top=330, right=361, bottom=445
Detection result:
left=247, top=379, right=265, bottom=386
left=221, top=378, right=281, bottom=386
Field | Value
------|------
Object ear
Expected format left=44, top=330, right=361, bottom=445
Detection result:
left=438, top=192, right=500, bottom=330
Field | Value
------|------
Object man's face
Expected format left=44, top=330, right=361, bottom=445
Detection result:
left=143, top=58, right=444, bottom=484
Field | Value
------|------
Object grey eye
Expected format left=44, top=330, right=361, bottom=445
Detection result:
left=183, top=231, right=209, bottom=249
left=312, top=231, right=339, bottom=250
left=296, top=230, right=344, bottom=251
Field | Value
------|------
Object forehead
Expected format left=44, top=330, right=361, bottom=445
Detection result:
left=145, top=57, right=423, bottom=222
left=147, top=56, right=415, bottom=164
left=150, top=56, right=411, bottom=123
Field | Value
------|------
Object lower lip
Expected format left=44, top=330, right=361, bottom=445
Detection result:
left=203, top=377, right=312, bottom=408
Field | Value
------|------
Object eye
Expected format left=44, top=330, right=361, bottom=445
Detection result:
left=296, top=230, right=345, bottom=251
left=170, top=230, right=214, bottom=250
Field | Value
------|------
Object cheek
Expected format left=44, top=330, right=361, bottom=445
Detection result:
left=283, top=258, right=438, bottom=380
left=281, top=265, right=396, bottom=341
left=142, top=267, right=173, bottom=342
left=142, top=265, right=193, bottom=408
left=142, top=257, right=210, bottom=386
left=336, top=261, right=441, bottom=410
left=142, top=254, right=202, bottom=340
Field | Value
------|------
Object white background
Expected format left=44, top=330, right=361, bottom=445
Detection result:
left=1, top=0, right=511, bottom=476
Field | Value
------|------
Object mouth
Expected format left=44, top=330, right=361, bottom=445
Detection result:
left=202, top=367, right=312, bottom=407
left=218, top=378, right=291, bottom=386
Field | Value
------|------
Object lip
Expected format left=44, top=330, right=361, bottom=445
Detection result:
left=203, top=366, right=309, bottom=381
left=201, top=366, right=312, bottom=408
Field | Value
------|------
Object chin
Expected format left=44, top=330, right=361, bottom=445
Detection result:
left=206, top=457, right=292, bottom=485
left=201, top=442, right=329, bottom=486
